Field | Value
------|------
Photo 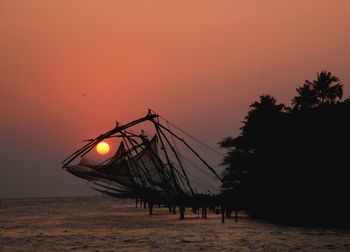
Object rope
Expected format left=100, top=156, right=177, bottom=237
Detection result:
left=166, top=120, right=180, bottom=156
left=151, top=110, right=225, bottom=157
left=164, top=147, right=220, bottom=191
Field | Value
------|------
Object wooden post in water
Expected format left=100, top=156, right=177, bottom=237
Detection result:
left=235, top=210, right=238, bottom=222
left=179, top=205, right=185, bottom=220
left=135, top=199, right=138, bottom=208
left=149, top=203, right=153, bottom=215
left=144, top=202, right=147, bottom=209
left=226, top=209, right=232, bottom=218
left=221, top=206, right=225, bottom=223
left=172, top=205, right=176, bottom=214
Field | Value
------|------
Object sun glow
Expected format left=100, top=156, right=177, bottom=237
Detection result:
left=96, top=141, right=110, bottom=155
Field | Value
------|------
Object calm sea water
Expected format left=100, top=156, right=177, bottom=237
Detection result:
left=1, top=197, right=349, bottom=251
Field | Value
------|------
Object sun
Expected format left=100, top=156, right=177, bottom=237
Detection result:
left=96, top=141, right=110, bottom=155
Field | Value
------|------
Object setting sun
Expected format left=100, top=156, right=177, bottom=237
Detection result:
left=96, top=141, right=110, bottom=155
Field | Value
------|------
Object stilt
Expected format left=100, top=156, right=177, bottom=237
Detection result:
left=149, top=203, right=153, bottom=215
left=221, top=207, right=225, bottom=223
left=144, top=202, right=147, bottom=209
left=179, top=205, right=185, bottom=220
left=204, top=207, right=207, bottom=218
left=140, top=201, right=143, bottom=207
left=226, top=209, right=232, bottom=218
left=168, top=206, right=172, bottom=212
left=172, top=205, right=176, bottom=214
left=235, top=210, right=238, bottom=222
left=135, top=199, right=138, bottom=208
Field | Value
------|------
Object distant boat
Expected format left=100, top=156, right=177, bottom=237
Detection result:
left=62, top=109, right=223, bottom=212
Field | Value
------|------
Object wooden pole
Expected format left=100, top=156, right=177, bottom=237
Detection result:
left=149, top=203, right=153, bottom=215
left=226, top=209, right=232, bottom=218
left=62, top=112, right=158, bottom=167
left=156, top=123, right=224, bottom=183
left=221, top=207, right=225, bottom=223
left=179, top=205, right=185, bottom=220
left=154, top=124, right=182, bottom=195
left=155, top=124, right=195, bottom=196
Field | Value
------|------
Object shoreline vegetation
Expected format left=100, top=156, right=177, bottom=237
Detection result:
left=219, top=71, right=350, bottom=228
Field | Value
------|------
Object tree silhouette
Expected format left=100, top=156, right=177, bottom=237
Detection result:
left=314, top=71, right=343, bottom=103
left=241, top=94, right=285, bottom=149
left=292, top=83, right=318, bottom=110
left=249, top=94, right=285, bottom=112
left=220, top=95, right=285, bottom=211
left=292, top=71, right=343, bottom=110
left=220, top=71, right=350, bottom=227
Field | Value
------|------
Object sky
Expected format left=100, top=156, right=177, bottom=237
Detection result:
left=1, top=0, right=349, bottom=198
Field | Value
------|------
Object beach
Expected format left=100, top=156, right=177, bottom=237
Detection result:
left=1, top=197, right=350, bottom=251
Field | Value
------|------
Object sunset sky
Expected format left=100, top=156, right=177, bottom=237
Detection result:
left=1, top=0, right=349, bottom=197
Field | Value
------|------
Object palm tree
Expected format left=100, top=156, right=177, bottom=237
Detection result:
left=243, top=94, right=285, bottom=137
left=292, top=71, right=343, bottom=110
left=292, top=82, right=318, bottom=110
left=313, top=71, right=343, bottom=104
left=249, top=94, right=285, bottom=113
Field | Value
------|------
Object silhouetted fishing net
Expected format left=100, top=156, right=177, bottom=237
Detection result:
left=62, top=110, right=223, bottom=204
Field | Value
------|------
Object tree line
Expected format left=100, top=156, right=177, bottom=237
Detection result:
left=219, top=71, right=350, bottom=226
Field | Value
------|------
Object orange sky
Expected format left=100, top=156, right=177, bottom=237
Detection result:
left=1, top=0, right=349, bottom=197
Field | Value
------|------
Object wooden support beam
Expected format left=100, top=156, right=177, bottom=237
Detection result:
left=155, top=124, right=195, bottom=196
left=149, top=203, right=153, bottom=215
left=221, top=207, right=225, bottom=223
left=179, top=205, right=185, bottom=220
left=156, top=123, right=224, bottom=184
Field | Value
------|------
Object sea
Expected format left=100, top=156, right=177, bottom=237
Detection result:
left=1, top=197, right=349, bottom=251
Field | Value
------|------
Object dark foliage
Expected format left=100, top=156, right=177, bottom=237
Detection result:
left=220, top=71, right=350, bottom=227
